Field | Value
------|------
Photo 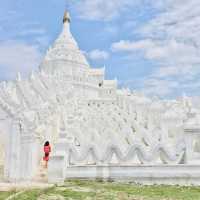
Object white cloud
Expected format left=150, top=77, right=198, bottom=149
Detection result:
left=112, top=0, right=200, bottom=97
left=112, top=39, right=200, bottom=72
left=142, top=78, right=179, bottom=97
left=87, top=49, right=109, bottom=61
left=0, top=41, right=42, bottom=80
left=111, top=39, right=155, bottom=52
left=73, top=0, right=136, bottom=21
left=140, top=0, right=200, bottom=69
left=154, top=67, right=180, bottom=78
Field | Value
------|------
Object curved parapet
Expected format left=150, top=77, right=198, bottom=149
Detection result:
left=69, top=145, right=100, bottom=164
left=67, top=143, right=186, bottom=165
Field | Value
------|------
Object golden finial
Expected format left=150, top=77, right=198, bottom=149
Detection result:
left=63, top=10, right=70, bottom=24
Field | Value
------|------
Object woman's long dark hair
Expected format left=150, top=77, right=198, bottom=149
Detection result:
left=44, top=141, right=49, bottom=146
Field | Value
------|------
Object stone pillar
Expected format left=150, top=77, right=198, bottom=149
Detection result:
left=5, top=118, right=41, bottom=182
left=5, top=119, right=21, bottom=182
left=184, top=127, right=200, bottom=164
left=20, top=134, right=40, bottom=180
left=48, top=153, right=66, bottom=184
left=48, top=139, right=71, bottom=183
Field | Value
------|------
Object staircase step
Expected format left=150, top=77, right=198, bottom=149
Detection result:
left=33, top=163, right=48, bottom=183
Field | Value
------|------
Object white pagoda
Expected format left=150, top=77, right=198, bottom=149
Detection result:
left=0, top=11, right=200, bottom=185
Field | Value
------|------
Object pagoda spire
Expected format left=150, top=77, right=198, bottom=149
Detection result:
left=63, top=10, right=70, bottom=24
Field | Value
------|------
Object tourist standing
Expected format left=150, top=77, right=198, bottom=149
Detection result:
left=43, top=141, right=51, bottom=168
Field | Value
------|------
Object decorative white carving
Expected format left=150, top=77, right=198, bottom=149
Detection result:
left=0, top=11, right=200, bottom=185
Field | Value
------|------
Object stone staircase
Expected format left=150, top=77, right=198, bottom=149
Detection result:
left=33, top=161, right=48, bottom=183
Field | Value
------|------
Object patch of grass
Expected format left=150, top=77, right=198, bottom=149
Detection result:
left=14, top=189, right=42, bottom=200
left=1, top=180, right=200, bottom=200
left=14, top=187, right=55, bottom=200
left=64, top=180, right=200, bottom=200
left=0, top=191, right=14, bottom=200
left=57, top=189, right=96, bottom=199
left=102, top=182, right=200, bottom=200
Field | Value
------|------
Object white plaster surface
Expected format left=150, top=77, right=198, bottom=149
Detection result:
left=0, top=11, right=200, bottom=185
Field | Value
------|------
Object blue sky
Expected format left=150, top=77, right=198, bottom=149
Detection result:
left=0, top=0, right=200, bottom=98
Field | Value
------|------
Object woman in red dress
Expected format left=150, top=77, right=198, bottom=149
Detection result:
left=43, top=141, right=51, bottom=168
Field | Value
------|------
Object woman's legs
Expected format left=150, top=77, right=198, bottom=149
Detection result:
left=44, top=160, right=48, bottom=168
left=44, top=153, right=49, bottom=168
